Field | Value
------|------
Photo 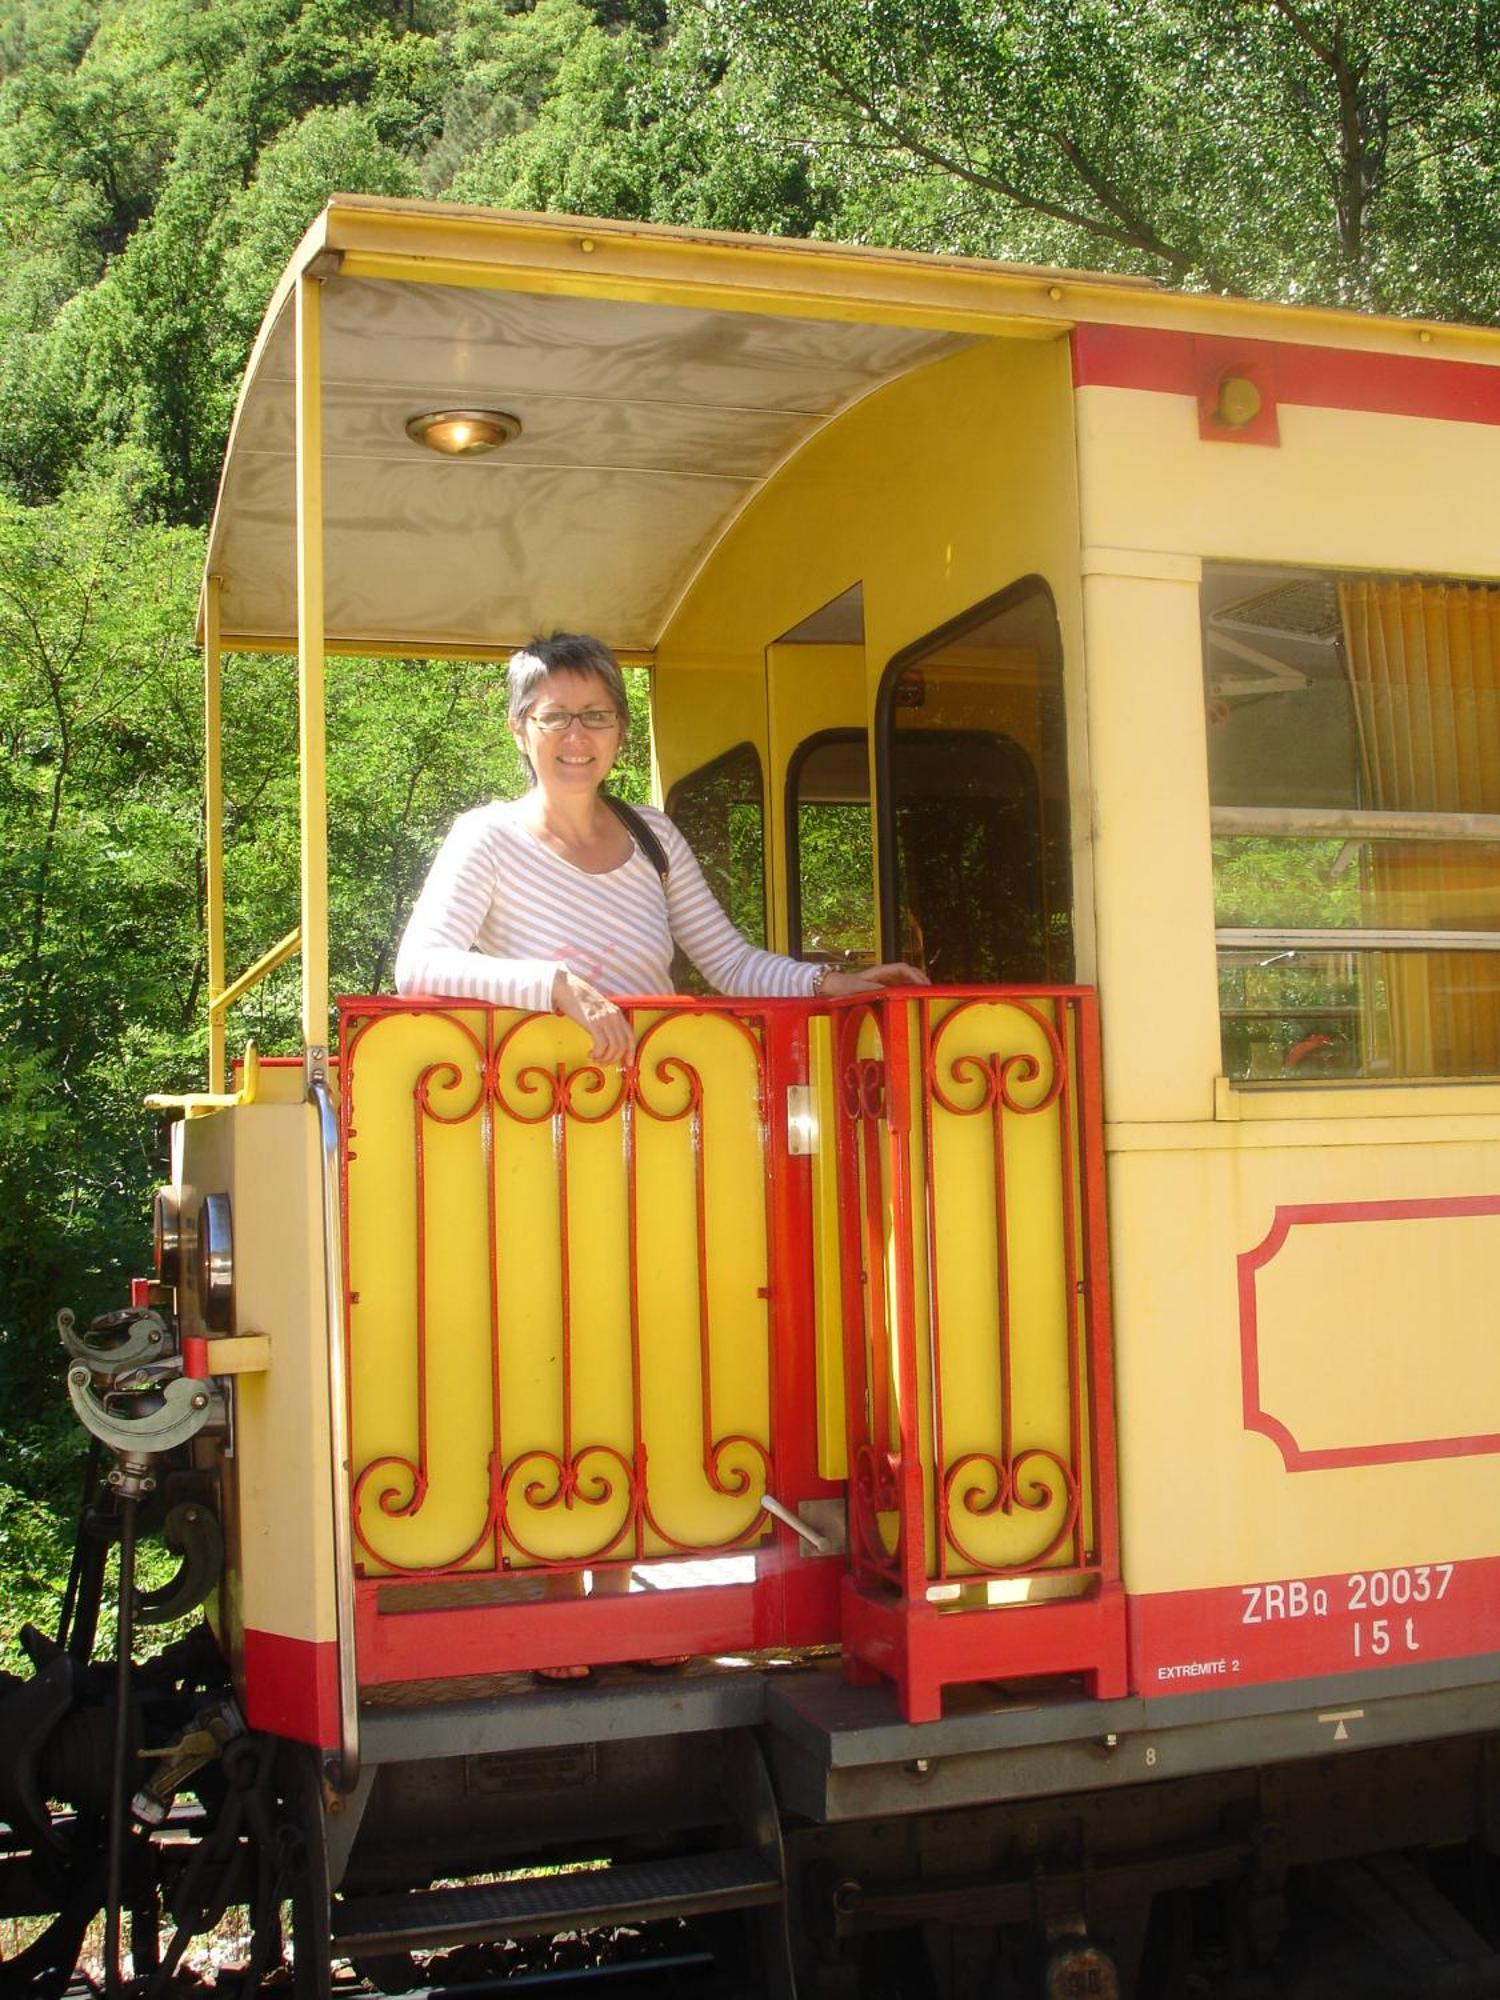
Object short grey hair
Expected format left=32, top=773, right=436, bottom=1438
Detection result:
left=506, top=632, right=630, bottom=732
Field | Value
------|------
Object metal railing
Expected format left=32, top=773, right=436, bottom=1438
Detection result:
left=310, top=1074, right=360, bottom=1789
left=340, top=997, right=813, bottom=1582
left=335, top=987, right=1122, bottom=1699
left=834, top=988, right=1118, bottom=1598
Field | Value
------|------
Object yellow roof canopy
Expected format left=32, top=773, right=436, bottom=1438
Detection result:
left=204, top=194, right=1485, bottom=660
left=213, top=275, right=971, bottom=656
left=201, top=197, right=1167, bottom=658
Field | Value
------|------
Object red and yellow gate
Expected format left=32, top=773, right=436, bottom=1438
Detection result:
left=833, top=991, right=1125, bottom=1720
left=339, top=988, right=1124, bottom=1714
left=341, top=996, right=840, bottom=1680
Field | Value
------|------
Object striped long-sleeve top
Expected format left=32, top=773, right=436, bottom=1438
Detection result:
left=394, top=799, right=819, bottom=1009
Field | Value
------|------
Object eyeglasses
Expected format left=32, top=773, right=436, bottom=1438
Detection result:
left=526, top=705, right=621, bottom=734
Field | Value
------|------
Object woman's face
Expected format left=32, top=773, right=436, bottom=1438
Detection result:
left=514, top=668, right=623, bottom=799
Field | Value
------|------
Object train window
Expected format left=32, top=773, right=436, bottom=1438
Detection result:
left=787, top=730, right=876, bottom=962
left=878, top=580, right=1072, bottom=983
left=666, top=741, right=767, bottom=995
left=1203, top=566, right=1500, bottom=1079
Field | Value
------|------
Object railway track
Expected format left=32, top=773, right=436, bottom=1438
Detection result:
left=27, top=1848, right=1500, bottom=2000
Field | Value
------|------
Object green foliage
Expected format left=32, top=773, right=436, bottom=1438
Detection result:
left=1212, top=837, right=1362, bottom=930
left=691, top=0, right=1500, bottom=316
left=219, top=103, right=421, bottom=341
left=445, top=0, right=837, bottom=234
left=444, top=0, right=651, bottom=211
left=0, top=1477, right=74, bottom=1669
left=0, top=1417, right=87, bottom=1670
left=0, top=47, right=175, bottom=265
left=797, top=805, right=875, bottom=957
left=0, top=482, right=203, bottom=1403
left=0, top=0, right=454, bottom=517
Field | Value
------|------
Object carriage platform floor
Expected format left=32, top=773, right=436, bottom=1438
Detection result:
left=358, top=1649, right=1500, bottom=1824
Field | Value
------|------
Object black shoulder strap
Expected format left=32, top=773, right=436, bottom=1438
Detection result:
left=602, top=792, right=670, bottom=883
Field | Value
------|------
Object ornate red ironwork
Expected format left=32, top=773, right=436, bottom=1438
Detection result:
left=336, top=985, right=1121, bottom=1699
left=343, top=1001, right=780, bottom=1582
left=339, top=994, right=842, bottom=1685
left=923, top=996, right=1086, bottom=1581
left=832, top=986, right=1127, bottom=1721
left=834, top=1004, right=928, bottom=1602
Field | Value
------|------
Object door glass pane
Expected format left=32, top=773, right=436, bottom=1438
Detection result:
left=884, top=584, right=1072, bottom=983
left=666, top=742, right=766, bottom=994
left=789, top=731, right=875, bottom=961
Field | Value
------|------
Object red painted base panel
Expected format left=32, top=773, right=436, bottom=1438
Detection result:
left=840, top=1577, right=1130, bottom=1725
left=1130, top=1552, right=1500, bottom=1697
left=241, top=1565, right=1498, bottom=1736
left=356, top=1556, right=843, bottom=1686
left=241, top=1627, right=340, bottom=1749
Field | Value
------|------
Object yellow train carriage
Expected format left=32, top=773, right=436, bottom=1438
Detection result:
left=32, top=194, right=1500, bottom=1994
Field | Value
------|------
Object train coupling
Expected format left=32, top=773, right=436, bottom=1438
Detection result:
left=60, top=1302, right=225, bottom=1474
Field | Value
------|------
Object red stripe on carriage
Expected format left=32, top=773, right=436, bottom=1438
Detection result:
left=1130, top=1553, right=1500, bottom=1696
left=1072, top=323, right=1500, bottom=427
left=241, top=1628, right=341, bottom=1748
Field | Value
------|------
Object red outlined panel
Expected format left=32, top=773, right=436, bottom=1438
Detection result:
left=1072, top=323, right=1500, bottom=428
left=1131, top=1552, right=1500, bottom=1696
left=1239, top=1195, right=1500, bottom=1471
left=241, top=1628, right=340, bottom=1748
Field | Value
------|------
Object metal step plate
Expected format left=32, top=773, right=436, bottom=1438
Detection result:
left=333, top=1849, right=782, bottom=1957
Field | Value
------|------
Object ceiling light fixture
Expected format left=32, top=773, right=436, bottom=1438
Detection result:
left=405, top=409, right=522, bottom=456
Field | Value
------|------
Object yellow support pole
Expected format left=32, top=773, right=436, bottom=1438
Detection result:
left=295, top=271, right=329, bottom=1077
left=203, top=575, right=227, bottom=1095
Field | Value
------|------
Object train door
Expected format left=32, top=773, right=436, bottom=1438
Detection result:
left=754, top=576, right=1076, bottom=982
left=876, top=578, right=1074, bottom=982
left=661, top=577, right=1075, bottom=985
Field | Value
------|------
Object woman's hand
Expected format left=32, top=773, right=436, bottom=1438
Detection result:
left=552, top=969, right=634, bottom=1063
left=818, top=962, right=930, bottom=998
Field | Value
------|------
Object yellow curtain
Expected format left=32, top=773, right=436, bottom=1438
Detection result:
left=1339, top=579, right=1500, bottom=1076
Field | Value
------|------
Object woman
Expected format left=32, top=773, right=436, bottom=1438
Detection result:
left=395, top=631, right=927, bottom=1045
left=395, top=631, right=925, bottom=1682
